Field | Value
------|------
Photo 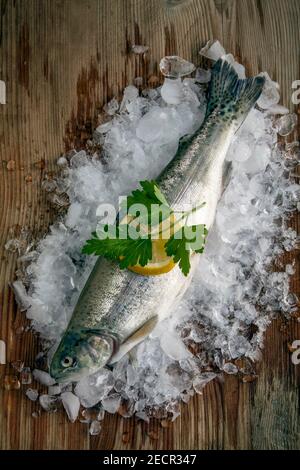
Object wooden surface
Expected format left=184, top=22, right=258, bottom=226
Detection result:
left=0, top=0, right=299, bottom=450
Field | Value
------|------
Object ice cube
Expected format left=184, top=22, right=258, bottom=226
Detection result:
left=103, top=97, right=119, bottom=116
left=25, top=388, right=39, bottom=401
left=97, top=409, right=105, bottom=421
left=159, top=56, right=195, bottom=79
left=131, top=45, right=149, bottom=54
left=41, top=179, right=57, bottom=192
left=10, top=281, right=31, bottom=311
left=39, top=394, right=58, bottom=412
left=123, top=85, right=139, bottom=102
left=89, top=420, right=101, bottom=436
left=102, top=393, right=121, bottom=413
left=161, top=78, right=183, bottom=105
left=119, top=86, right=139, bottom=113
left=33, top=369, right=56, bottom=386
left=199, top=40, right=226, bottom=61
left=136, top=411, right=150, bottom=423
left=74, top=368, right=114, bottom=408
left=48, top=385, right=61, bottom=395
left=136, top=106, right=181, bottom=143
left=4, top=238, right=20, bottom=253
left=160, top=330, right=191, bottom=360
left=65, top=202, right=82, bottom=228
left=96, top=121, right=112, bottom=134
left=274, top=113, right=297, bottom=136
left=0, top=340, right=6, bottom=365
left=61, top=392, right=80, bottom=422
left=228, top=140, right=252, bottom=163
left=222, top=362, right=238, bottom=374
left=193, top=373, right=217, bottom=394
left=57, top=156, right=68, bottom=166
left=195, top=67, right=211, bottom=84
left=265, top=104, right=289, bottom=115
left=257, top=72, right=280, bottom=109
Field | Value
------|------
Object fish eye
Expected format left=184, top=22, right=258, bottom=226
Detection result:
left=61, top=356, right=76, bottom=368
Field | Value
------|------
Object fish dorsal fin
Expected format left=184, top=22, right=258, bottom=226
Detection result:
left=108, top=316, right=158, bottom=365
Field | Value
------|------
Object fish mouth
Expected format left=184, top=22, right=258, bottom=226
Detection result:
left=50, top=366, right=91, bottom=384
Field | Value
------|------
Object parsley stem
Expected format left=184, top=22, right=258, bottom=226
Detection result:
left=150, top=201, right=206, bottom=238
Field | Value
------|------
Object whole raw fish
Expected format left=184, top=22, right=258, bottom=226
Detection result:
left=50, top=59, right=264, bottom=382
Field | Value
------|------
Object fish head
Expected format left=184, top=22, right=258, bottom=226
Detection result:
left=50, top=328, right=116, bottom=383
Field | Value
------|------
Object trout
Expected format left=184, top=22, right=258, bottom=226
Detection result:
left=50, top=59, right=264, bottom=382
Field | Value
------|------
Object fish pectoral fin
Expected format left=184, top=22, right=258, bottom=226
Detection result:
left=108, top=316, right=158, bottom=365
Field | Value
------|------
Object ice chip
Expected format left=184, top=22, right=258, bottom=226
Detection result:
left=257, top=72, right=280, bottom=109
left=89, top=420, right=101, bottom=436
left=222, top=362, right=238, bottom=374
left=96, top=121, right=112, bottom=134
left=26, top=388, right=39, bottom=401
left=70, top=150, right=89, bottom=168
left=48, top=385, right=61, bottom=395
left=195, top=67, right=211, bottom=84
left=33, top=369, right=56, bottom=386
left=136, top=107, right=181, bottom=143
left=159, top=56, right=195, bottom=79
left=274, top=113, right=297, bottom=136
left=39, top=394, right=58, bottom=412
left=61, top=392, right=80, bottom=422
left=199, top=39, right=226, bottom=61
left=161, top=78, right=184, bottom=105
left=131, top=44, right=149, bottom=54
left=103, top=97, right=119, bottom=116
left=265, top=104, right=289, bottom=116
left=193, top=373, right=217, bottom=394
left=74, top=368, right=114, bottom=408
left=0, top=340, right=6, bottom=365
left=123, top=85, right=139, bottom=101
left=10, top=281, right=31, bottom=311
left=57, top=156, right=68, bottom=166
left=160, top=330, right=191, bottom=360
left=102, top=393, right=122, bottom=414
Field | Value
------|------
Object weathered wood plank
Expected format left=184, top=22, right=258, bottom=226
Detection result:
left=0, top=0, right=299, bottom=450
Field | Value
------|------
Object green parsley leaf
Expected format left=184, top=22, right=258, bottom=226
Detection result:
left=82, top=227, right=152, bottom=269
left=165, top=224, right=207, bottom=276
left=121, top=180, right=171, bottom=225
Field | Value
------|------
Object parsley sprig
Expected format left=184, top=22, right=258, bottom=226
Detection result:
left=82, top=180, right=208, bottom=276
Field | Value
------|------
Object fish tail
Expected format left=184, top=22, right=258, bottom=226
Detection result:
left=205, top=59, right=265, bottom=127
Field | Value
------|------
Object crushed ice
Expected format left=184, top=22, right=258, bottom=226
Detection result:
left=10, top=40, right=299, bottom=422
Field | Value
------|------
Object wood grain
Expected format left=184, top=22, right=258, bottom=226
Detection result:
left=0, top=0, right=299, bottom=450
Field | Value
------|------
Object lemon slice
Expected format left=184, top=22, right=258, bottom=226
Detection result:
left=120, top=214, right=180, bottom=276
left=129, top=237, right=175, bottom=275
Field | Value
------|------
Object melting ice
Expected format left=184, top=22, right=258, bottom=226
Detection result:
left=11, top=41, right=299, bottom=421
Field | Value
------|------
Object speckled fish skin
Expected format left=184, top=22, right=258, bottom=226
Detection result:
left=50, top=60, right=265, bottom=383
